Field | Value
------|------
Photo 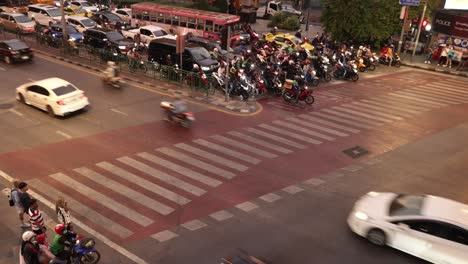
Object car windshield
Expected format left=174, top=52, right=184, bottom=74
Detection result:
left=153, top=30, right=167, bottom=37
left=75, top=8, right=87, bottom=14
left=190, top=47, right=211, bottom=61
left=291, top=37, right=302, bottom=44
left=47, top=9, right=62, bottom=17
left=389, top=194, right=425, bottom=216
left=106, top=31, right=124, bottom=41
left=105, top=13, right=122, bottom=22
left=53, top=84, right=77, bottom=96
left=8, top=41, right=29, bottom=50
left=80, top=18, right=96, bottom=27
left=66, top=25, right=78, bottom=33
left=14, top=15, right=32, bottom=23
left=80, top=2, right=91, bottom=6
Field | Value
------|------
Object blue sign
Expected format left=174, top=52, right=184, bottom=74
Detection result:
left=399, top=0, right=420, bottom=6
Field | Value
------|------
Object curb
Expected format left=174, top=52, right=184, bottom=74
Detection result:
left=35, top=50, right=261, bottom=114
left=401, top=62, right=468, bottom=78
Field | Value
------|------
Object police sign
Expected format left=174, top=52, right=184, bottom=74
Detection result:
left=399, top=0, right=420, bottom=6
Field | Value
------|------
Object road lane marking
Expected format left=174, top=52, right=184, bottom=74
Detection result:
left=192, top=139, right=261, bottom=165
left=434, top=81, right=468, bottom=93
left=350, top=102, right=413, bottom=118
left=396, top=90, right=464, bottom=105
left=259, top=193, right=282, bottom=203
left=257, top=124, right=322, bottom=144
left=157, top=147, right=237, bottom=179
left=272, top=120, right=336, bottom=141
left=210, top=135, right=277, bottom=158
left=181, top=219, right=207, bottom=231
left=137, top=152, right=222, bottom=187
left=340, top=103, right=406, bottom=120
left=97, top=161, right=190, bottom=205
left=244, top=127, right=306, bottom=149
left=332, top=106, right=399, bottom=122
left=0, top=67, right=5, bottom=71
left=118, top=156, right=206, bottom=196
left=370, top=96, right=432, bottom=111
left=359, top=100, right=422, bottom=115
left=227, top=131, right=293, bottom=154
left=29, top=179, right=134, bottom=238
left=320, top=109, right=385, bottom=126
left=311, top=112, right=374, bottom=129
left=151, top=230, right=179, bottom=242
left=412, top=86, right=468, bottom=101
left=74, top=167, right=174, bottom=215
left=297, top=114, right=360, bottom=133
left=56, top=130, right=72, bottom=139
left=303, top=178, right=326, bottom=186
left=0, top=170, right=149, bottom=264
left=210, top=210, right=234, bottom=221
left=235, top=201, right=259, bottom=212
left=50, top=173, right=153, bottom=227
left=9, top=109, right=24, bottom=117
left=110, top=108, right=129, bottom=116
left=389, top=93, right=447, bottom=107
left=425, top=83, right=468, bottom=96
left=285, top=117, right=349, bottom=137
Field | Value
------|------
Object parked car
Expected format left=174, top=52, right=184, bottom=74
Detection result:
left=122, top=25, right=175, bottom=44
left=187, top=36, right=227, bottom=56
left=16, top=77, right=90, bottom=117
left=264, top=33, right=314, bottom=52
left=348, top=192, right=468, bottom=264
left=66, top=16, right=97, bottom=33
left=112, top=8, right=131, bottom=24
left=0, top=12, right=35, bottom=34
left=69, top=0, right=98, bottom=13
left=83, top=27, right=134, bottom=53
left=90, top=11, right=127, bottom=30
left=27, top=4, right=61, bottom=26
left=49, top=24, right=83, bottom=42
left=0, top=39, right=33, bottom=64
left=53, top=0, right=70, bottom=7
left=148, top=38, right=219, bottom=72
left=64, top=6, right=92, bottom=17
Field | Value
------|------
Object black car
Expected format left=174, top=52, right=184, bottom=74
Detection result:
left=90, top=11, right=127, bottom=30
left=187, top=36, right=228, bottom=56
left=0, top=39, right=33, bottom=64
left=83, top=27, right=134, bottom=54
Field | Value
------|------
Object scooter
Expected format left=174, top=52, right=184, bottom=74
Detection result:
left=101, top=74, right=124, bottom=88
left=282, top=82, right=315, bottom=105
left=160, top=101, right=195, bottom=128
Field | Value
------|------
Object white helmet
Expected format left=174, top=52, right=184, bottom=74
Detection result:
left=359, top=46, right=363, bottom=50
left=22, top=231, right=36, bottom=242
left=193, top=64, right=199, bottom=70
left=213, top=48, right=219, bottom=53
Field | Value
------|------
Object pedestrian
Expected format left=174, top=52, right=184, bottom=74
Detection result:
left=20, top=231, right=40, bottom=264
left=424, top=45, right=434, bottom=64
left=18, top=182, right=33, bottom=226
left=36, top=233, right=62, bottom=264
left=437, top=45, right=448, bottom=66
left=446, top=45, right=455, bottom=68
left=28, top=199, right=46, bottom=235
left=55, top=197, right=71, bottom=227
left=10, top=179, right=30, bottom=228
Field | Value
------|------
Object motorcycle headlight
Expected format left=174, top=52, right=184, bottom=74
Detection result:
left=353, top=64, right=357, bottom=69
left=83, top=239, right=95, bottom=249
left=201, top=66, right=210, bottom=71
left=69, top=37, right=76, bottom=41
left=323, top=66, right=328, bottom=70
left=118, top=46, right=126, bottom=49
left=312, top=70, right=316, bottom=75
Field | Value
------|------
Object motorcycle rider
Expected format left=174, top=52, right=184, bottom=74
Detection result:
left=210, top=48, right=222, bottom=60
left=295, top=29, right=302, bottom=39
left=50, top=224, right=74, bottom=262
left=338, top=50, right=349, bottom=78
left=21, top=231, right=40, bottom=264
left=168, top=96, right=188, bottom=121
left=386, top=44, right=394, bottom=66
left=104, top=61, right=119, bottom=85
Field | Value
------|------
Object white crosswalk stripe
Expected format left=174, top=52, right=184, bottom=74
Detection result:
left=396, top=90, right=463, bottom=105
left=272, top=120, right=336, bottom=141
left=321, top=109, right=384, bottom=126
left=340, top=103, right=407, bottom=120
left=360, top=99, right=423, bottom=115
left=50, top=173, right=154, bottom=227
left=210, top=135, right=278, bottom=158
left=390, top=93, right=448, bottom=107
left=435, top=82, right=468, bottom=92
left=136, top=152, right=222, bottom=187
left=426, top=83, right=468, bottom=95
left=118, top=156, right=207, bottom=196
left=244, top=127, right=306, bottom=149
left=297, top=114, right=360, bottom=133
left=286, top=117, right=349, bottom=137
left=174, top=143, right=249, bottom=172
left=96, top=161, right=191, bottom=205
left=157, top=147, right=237, bottom=179
left=29, top=179, right=134, bottom=238
left=415, top=86, right=468, bottom=100
left=192, top=139, right=261, bottom=165
left=311, top=112, right=374, bottom=129
left=373, top=95, right=434, bottom=110
left=227, top=131, right=293, bottom=154
left=74, top=167, right=175, bottom=215
left=332, top=106, right=399, bottom=123
left=258, top=124, right=322, bottom=144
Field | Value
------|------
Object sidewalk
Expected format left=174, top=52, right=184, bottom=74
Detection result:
left=399, top=52, right=468, bottom=78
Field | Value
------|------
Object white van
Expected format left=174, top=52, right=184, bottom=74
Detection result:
left=27, top=4, right=61, bottom=26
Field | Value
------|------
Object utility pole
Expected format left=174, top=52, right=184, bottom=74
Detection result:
left=60, top=0, right=67, bottom=48
left=412, top=0, right=427, bottom=56
left=224, top=25, right=231, bottom=102
left=397, top=5, right=408, bottom=54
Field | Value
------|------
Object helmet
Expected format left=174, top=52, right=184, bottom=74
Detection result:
left=36, top=234, right=46, bottom=245
left=107, top=61, right=115, bottom=66
left=213, top=48, right=219, bottom=53
left=289, top=60, right=294, bottom=65
left=22, top=231, right=36, bottom=242
left=390, top=44, right=394, bottom=48
left=54, top=224, right=66, bottom=235
left=132, top=48, right=136, bottom=52
left=274, top=26, right=278, bottom=30
left=359, top=46, right=363, bottom=50
left=193, top=64, right=199, bottom=70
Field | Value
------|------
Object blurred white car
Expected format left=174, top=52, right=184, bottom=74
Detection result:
left=348, top=192, right=468, bottom=264
left=66, top=16, right=97, bottom=33
left=112, top=8, right=132, bottom=24
left=16, top=77, right=89, bottom=117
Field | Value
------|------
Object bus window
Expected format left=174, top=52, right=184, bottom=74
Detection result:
left=157, top=13, right=164, bottom=23
left=179, top=16, right=187, bottom=27
left=172, top=15, right=179, bottom=26
left=142, top=11, right=149, bottom=21
left=214, top=23, right=222, bottom=33
left=205, top=20, right=213, bottom=32
left=197, top=19, right=205, bottom=30
left=188, top=17, right=196, bottom=29
left=150, top=12, right=158, bottom=22
left=164, top=13, right=171, bottom=24
left=135, top=11, right=142, bottom=20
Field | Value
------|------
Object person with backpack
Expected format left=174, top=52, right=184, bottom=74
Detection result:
left=9, top=179, right=30, bottom=228
left=20, top=231, right=40, bottom=264
left=17, top=181, right=32, bottom=228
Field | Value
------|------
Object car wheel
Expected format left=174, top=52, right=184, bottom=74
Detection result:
left=46, top=105, right=55, bottom=117
left=4, top=55, right=11, bottom=64
left=366, top=228, right=386, bottom=246
left=18, top=93, right=26, bottom=104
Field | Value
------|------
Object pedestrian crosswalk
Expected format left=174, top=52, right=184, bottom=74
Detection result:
left=26, top=77, right=468, bottom=240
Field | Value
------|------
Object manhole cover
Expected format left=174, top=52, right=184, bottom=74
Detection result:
left=0, top=103, right=13, bottom=110
left=343, top=146, right=369, bottom=159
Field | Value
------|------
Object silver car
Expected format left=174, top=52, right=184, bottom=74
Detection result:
left=0, top=13, right=36, bottom=34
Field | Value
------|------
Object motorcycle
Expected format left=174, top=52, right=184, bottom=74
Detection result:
left=362, top=56, right=376, bottom=71
left=305, top=68, right=320, bottom=87
left=101, top=72, right=124, bottom=88
left=378, top=53, right=401, bottom=67
left=282, top=82, right=315, bottom=105
left=316, top=63, right=332, bottom=82
left=211, top=72, right=226, bottom=92
left=333, top=62, right=359, bottom=81
left=50, top=236, right=100, bottom=264
left=160, top=101, right=195, bottom=128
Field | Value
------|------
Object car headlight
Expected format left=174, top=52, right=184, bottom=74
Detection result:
left=354, top=211, right=368, bottom=221
left=239, top=36, right=245, bottom=39
left=201, top=66, right=210, bottom=71
left=69, top=37, right=76, bottom=41
left=118, top=45, right=126, bottom=49
left=352, top=64, right=357, bottom=69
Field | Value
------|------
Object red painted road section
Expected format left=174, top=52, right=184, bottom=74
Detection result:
left=0, top=71, right=467, bottom=244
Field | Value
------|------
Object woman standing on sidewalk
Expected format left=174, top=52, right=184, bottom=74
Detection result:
left=437, top=45, right=448, bottom=66
left=424, top=46, right=434, bottom=64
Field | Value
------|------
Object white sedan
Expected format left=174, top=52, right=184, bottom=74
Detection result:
left=348, top=192, right=468, bottom=264
left=16, top=77, right=90, bottom=117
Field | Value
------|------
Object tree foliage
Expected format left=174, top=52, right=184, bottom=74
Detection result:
left=320, top=0, right=402, bottom=43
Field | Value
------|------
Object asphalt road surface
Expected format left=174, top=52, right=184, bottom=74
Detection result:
left=0, top=54, right=467, bottom=264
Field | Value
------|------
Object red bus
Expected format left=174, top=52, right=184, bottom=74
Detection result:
left=130, top=2, right=242, bottom=48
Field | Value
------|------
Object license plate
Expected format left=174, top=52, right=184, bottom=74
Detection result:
left=21, top=56, right=29, bottom=60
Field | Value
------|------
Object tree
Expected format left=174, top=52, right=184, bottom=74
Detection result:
left=320, top=0, right=401, bottom=44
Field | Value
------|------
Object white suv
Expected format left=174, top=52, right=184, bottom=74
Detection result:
left=27, top=4, right=61, bottom=26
